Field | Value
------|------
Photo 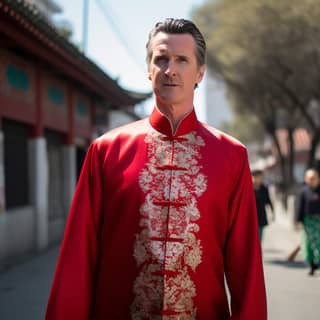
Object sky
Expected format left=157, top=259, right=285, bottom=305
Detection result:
left=54, top=0, right=207, bottom=120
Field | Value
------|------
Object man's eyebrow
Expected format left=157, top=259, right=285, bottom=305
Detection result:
left=154, top=49, right=168, bottom=54
left=177, top=54, right=188, bottom=59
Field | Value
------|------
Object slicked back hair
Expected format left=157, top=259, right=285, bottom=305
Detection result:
left=146, top=18, right=206, bottom=68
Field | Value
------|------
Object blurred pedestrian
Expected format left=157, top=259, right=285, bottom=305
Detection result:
left=252, top=169, right=274, bottom=241
left=296, top=168, right=320, bottom=275
left=45, top=18, right=267, bottom=319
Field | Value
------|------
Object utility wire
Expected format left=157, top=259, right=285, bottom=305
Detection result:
left=94, top=0, right=146, bottom=73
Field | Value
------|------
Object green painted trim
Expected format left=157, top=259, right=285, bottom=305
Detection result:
left=6, top=64, right=30, bottom=91
left=76, top=100, right=88, bottom=116
left=47, top=86, right=64, bottom=105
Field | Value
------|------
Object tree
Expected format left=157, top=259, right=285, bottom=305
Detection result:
left=54, top=19, right=74, bottom=40
left=221, top=111, right=265, bottom=145
left=193, top=0, right=320, bottom=191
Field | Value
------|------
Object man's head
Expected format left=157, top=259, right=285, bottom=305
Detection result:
left=304, top=168, right=320, bottom=189
left=146, top=18, right=206, bottom=108
left=251, top=169, right=263, bottom=188
left=146, top=18, right=206, bottom=68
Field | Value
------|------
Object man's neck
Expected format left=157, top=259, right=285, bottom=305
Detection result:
left=156, top=103, right=194, bottom=134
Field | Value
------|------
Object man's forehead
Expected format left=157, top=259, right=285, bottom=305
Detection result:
left=151, top=31, right=196, bottom=51
left=305, top=170, right=319, bottom=179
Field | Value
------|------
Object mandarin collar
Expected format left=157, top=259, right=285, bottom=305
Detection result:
left=149, top=107, right=198, bottom=137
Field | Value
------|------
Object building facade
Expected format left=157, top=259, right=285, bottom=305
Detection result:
left=0, top=0, right=150, bottom=268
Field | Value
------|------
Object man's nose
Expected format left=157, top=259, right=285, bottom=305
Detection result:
left=164, top=60, right=176, bottom=76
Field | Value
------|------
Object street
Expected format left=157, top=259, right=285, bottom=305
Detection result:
left=0, top=212, right=319, bottom=319
left=263, top=218, right=320, bottom=319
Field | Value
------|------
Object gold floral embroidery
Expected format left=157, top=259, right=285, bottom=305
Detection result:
left=184, top=234, right=203, bottom=272
left=132, top=131, right=207, bottom=319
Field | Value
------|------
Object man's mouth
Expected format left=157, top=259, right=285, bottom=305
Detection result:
left=163, top=83, right=178, bottom=87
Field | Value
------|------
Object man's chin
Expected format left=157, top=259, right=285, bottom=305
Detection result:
left=158, top=100, right=180, bottom=108
left=157, top=95, right=181, bottom=105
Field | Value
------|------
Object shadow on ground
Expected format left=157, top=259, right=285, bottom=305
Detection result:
left=264, top=259, right=307, bottom=269
left=263, top=248, right=284, bottom=255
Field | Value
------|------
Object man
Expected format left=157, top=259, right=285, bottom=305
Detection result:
left=46, top=18, right=267, bottom=319
left=251, top=169, right=274, bottom=241
left=296, top=168, right=320, bottom=276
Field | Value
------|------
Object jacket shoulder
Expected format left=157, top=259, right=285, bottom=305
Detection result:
left=200, top=122, right=247, bottom=154
left=199, top=123, right=249, bottom=181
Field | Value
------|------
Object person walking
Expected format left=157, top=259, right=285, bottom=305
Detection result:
left=296, top=168, right=320, bottom=275
left=252, top=169, right=274, bottom=242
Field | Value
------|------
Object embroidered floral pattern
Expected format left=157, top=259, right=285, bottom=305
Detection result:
left=131, top=131, right=207, bottom=319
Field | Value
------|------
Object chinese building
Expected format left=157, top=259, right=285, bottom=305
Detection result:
left=0, top=0, right=150, bottom=267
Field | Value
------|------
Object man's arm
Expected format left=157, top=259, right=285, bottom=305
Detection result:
left=224, top=147, right=267, bottom=320
left=296, top=189, right=306, bottom=223
left=46, top=141, right=103, bottom=320
left=264, top=185, right=275, bottom=222
left=265, top=186, right=274, bottom=212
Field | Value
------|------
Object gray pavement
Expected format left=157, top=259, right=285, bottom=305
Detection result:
left=0, top=246, right=59, bottom=320
left=0, top=211, right=319, bottom=319
left=263, top=213, right=320, bottom=320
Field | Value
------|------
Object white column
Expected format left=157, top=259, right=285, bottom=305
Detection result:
left=0, top=131, right=5, bottom=213
left=62, top=145, right=76, bottom=217
left=29, top=137, right=48, bottom=251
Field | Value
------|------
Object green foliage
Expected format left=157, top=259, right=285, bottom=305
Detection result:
left=221, top=113, right=265, bottom=144
left=193, top=0, right=320, bottom=186
left=57, top=26, right=73, bottom=39
left=193, top=0, right=320, bottom=130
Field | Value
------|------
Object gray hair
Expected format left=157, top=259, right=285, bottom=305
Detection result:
left=146, top=18, right=206, bottom=68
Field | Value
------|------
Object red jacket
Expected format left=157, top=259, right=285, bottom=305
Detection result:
left=46, top=107, right=267, bottom=319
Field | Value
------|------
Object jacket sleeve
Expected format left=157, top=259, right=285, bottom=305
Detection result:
left=46, top=141, right=104, bottom=320
left=224, top=147, right=267, bottom=320
left=296, top=189, right=306, bottom=223
left=265, top=186, right=274, bottom=212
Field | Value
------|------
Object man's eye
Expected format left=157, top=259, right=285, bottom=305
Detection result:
left=178, top=57, right=188, bottom=63
left=155, top=56, right=168, bottom=63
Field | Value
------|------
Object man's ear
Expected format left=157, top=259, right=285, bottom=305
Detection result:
left=197, top=64, right=206, bottom=84
left=148, top=73, right=152, bottom=81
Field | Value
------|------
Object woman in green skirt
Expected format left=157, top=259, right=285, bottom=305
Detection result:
left=297, top=169, right=320, bottom=275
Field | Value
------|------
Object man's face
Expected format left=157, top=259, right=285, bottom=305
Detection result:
left=305, top=170, right=320, bottom=189
left=148, top=32, right=205, bottom=108
left=252, top=174, right=263, bottom=188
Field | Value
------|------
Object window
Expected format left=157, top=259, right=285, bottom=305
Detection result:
left=3, top=119, right=29, bottom=209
